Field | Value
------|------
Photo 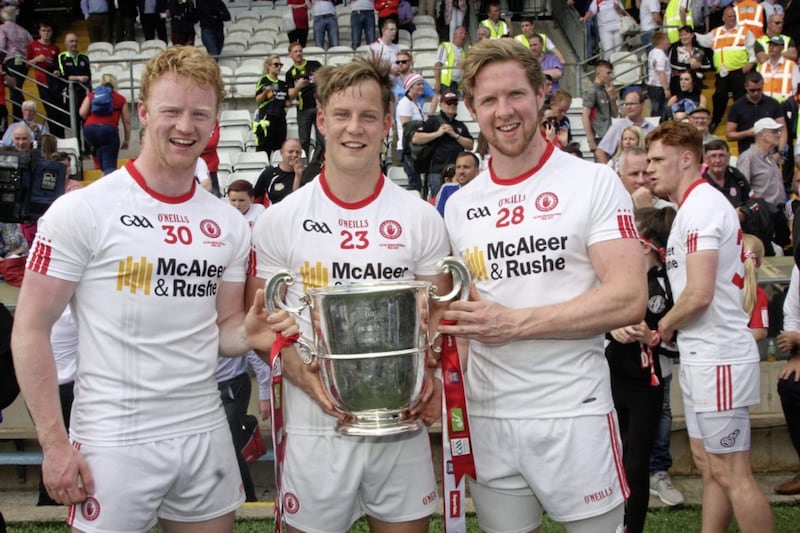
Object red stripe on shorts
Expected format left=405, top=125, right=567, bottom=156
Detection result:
left=607, top=413, right=630, bottom=499
left=716, top=365, right=732, bottom=411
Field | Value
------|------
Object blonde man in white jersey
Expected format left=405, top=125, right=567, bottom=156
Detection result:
left=439, top=38, right=647, bottom=533
left=647, top=120, right=773, bottom=533
left=248, top=56, right=450, bottom=533
left=10, top=47, right=275, bottom=533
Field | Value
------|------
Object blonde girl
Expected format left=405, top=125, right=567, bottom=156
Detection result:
left=742, top=233, right=769, bottom=341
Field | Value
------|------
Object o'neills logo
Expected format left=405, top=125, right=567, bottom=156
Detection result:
left=584, top=486, right=613, bottom=504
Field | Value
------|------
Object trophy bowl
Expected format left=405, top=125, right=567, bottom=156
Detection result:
left=266, top=257, right=470, bottom=436
left=307, top=282, right=430, bottom=436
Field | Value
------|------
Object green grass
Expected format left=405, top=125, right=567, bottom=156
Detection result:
left=6, top=506, right=800, bottom=532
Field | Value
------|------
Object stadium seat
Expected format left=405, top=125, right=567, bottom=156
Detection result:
left=140, top=39, right=167, bottom=53
left=609, top=51, right=644, bottom=87
left=411, top=36, right=439, bottom=51
left=232, top=63, right=264, bottom=99
left=387, top=166, right=408, bottom=187
left=228, top=170, right=262, bottom=187
left=233, top=151, right=269, bottom=171
left=414, top=15, right=436, bottom=28
left=413, top=27, right=439, bottom=40
left=217, top=151, right=233, bottom=173
left=114, top=40, right=140, bottom=55
left=87, top=41, right=114, bottom=57
left=220, top=109, right=253, bottom=129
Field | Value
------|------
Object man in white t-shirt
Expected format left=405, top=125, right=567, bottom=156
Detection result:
left=440, top=38, right=647, bottom=533
left=640, top=0, right=663, bottom=48
left=647, top=120, right=774, bottom=533
left=10, top=47, right=273, bottom=533
left=249, top=56, right=449, bottom=533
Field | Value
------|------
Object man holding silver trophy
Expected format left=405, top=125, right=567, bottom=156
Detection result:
left=248, top=56, right=461, bottom=533
left=440, top=39, right=648, bottom=533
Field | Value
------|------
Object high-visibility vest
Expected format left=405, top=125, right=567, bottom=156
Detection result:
left=759, top=58, right=797, bottom=101
left=479, top=19, right=508, bottom=39
left=513, top=33, right=550, bottom=50
left=665, top=0, right=693, bottom=44
left=756, top=34, right=791, bottom=58
left=711, top=25, right=750, bottom=71
left=734, top=0, right=765, bottom=39
left=439, top=41, right=458, bottom=87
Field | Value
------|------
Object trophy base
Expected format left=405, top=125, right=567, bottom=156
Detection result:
left=336, top=415, right=423, bottom=437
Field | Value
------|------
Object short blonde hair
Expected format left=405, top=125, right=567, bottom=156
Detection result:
left=263, top=54, right=281, bottom=74
left=101, top=73, right=118, bottom=91
left=139, top=47, right=225, bottom=110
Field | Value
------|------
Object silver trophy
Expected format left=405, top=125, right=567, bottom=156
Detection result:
left=265, top=257, right=470, bottom=436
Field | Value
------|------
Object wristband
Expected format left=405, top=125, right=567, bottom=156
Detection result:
left=649, top=330, right=661, bottom=348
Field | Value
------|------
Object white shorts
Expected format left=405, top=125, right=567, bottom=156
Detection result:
left=281, top=430, right=438, bottom=533
left=67, top=426, right=245, bottom=533
left=685, top=407, right=753, bottom=453
left=679, top=362, right=760, bottom=413
left=467, top=413, right=628, bottom=529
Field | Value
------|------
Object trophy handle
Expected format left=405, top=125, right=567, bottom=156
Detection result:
left=264, top=270, right=309, bottom=314
left=431, top=257, right=471, bottom=303
left=294, top=336, right=317, bottom=364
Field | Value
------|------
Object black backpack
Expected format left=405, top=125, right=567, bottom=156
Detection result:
left=402, top=116, right=442, bottom=173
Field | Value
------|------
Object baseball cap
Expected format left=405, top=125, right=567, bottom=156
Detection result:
left=442, top=91, right=458, bottom=104
left=403, top=73, right=423, bottom=92
left=768, top=36, right=784, bottom=46
left=753, top=117, right=784, bottom=134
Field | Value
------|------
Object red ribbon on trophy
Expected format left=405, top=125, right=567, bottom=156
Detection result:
left=439, top=319, right=476, bottom=533
left=269, top=331, right=298, bottom=533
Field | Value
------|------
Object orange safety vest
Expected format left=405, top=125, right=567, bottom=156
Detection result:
left=734, top=0, right=765, bottom=39
left=759, top=57, right=797, bottom=101
left=711, top=25, right=750, bottom=71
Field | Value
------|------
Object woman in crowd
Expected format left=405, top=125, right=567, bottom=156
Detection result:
left=287, top=0, right=310, bottom=46
left=742, top=233, right=770, bottom=341
left=254, top=55, right=289, bottom=159
left=608, top=125, right=645, bottom=172
left=580, top=0, right=627, bottom=60
left=606, top=206, right=676, bottom=533
left=396, top=73, right=426, bottom=194
left=668, top=25, right=713, bottom=95
left=666, top=69, right=707, bottom=120
left=79, top=73, right=131, bottom=175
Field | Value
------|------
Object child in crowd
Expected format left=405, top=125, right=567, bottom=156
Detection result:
left=647, top=31, right=671, bottom=118
left=606, top=206, right=677, bottom=533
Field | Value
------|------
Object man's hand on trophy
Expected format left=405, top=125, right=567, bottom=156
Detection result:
left=439, top=282, right=519, bottom=345
left=282, top=347, right=350, bottom=422
left=408, top=373, right=442, bottom=426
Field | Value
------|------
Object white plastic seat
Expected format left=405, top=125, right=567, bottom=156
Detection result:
left=233, top=151, right=270, bottom=171
left=414, top=15, right=436, bottom=28
left=413, top=27, right=439, bottom=40
left=217, top=150, right=233, bottom=173
left=232, top=63, right=264, bottom=99
left=88, top=42, right=114, bottom=55
left=228, top=169, right=263, bottom=187
left=234, top=11, right=261, bottom=24
left=387, top=166, right=408, bottom=187
left=411, top=36, right=439, bottom=51
left=114, top=40, right=140, bottom=55
left=140, top=39, right=167, bottom=52
left=220, top=109, right=253, bottom=129
left=217, top=128, right=246, bottom=152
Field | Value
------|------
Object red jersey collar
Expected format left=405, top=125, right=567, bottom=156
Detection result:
left=126, top=159, right=196, bottom=204
left=319, top=168, right=385, bottom=209
left=679, top=178, right=707, bottom=207
left=489, top=142, right=554, bottom=185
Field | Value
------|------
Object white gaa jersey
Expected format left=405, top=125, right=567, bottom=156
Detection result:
left=666, top=179, right=758, bottom=365
left=444, top=145, right=637, bottom=419
left=252, top=171, right=450, bottom=435
left=27, top=161, right=251, bottom=446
